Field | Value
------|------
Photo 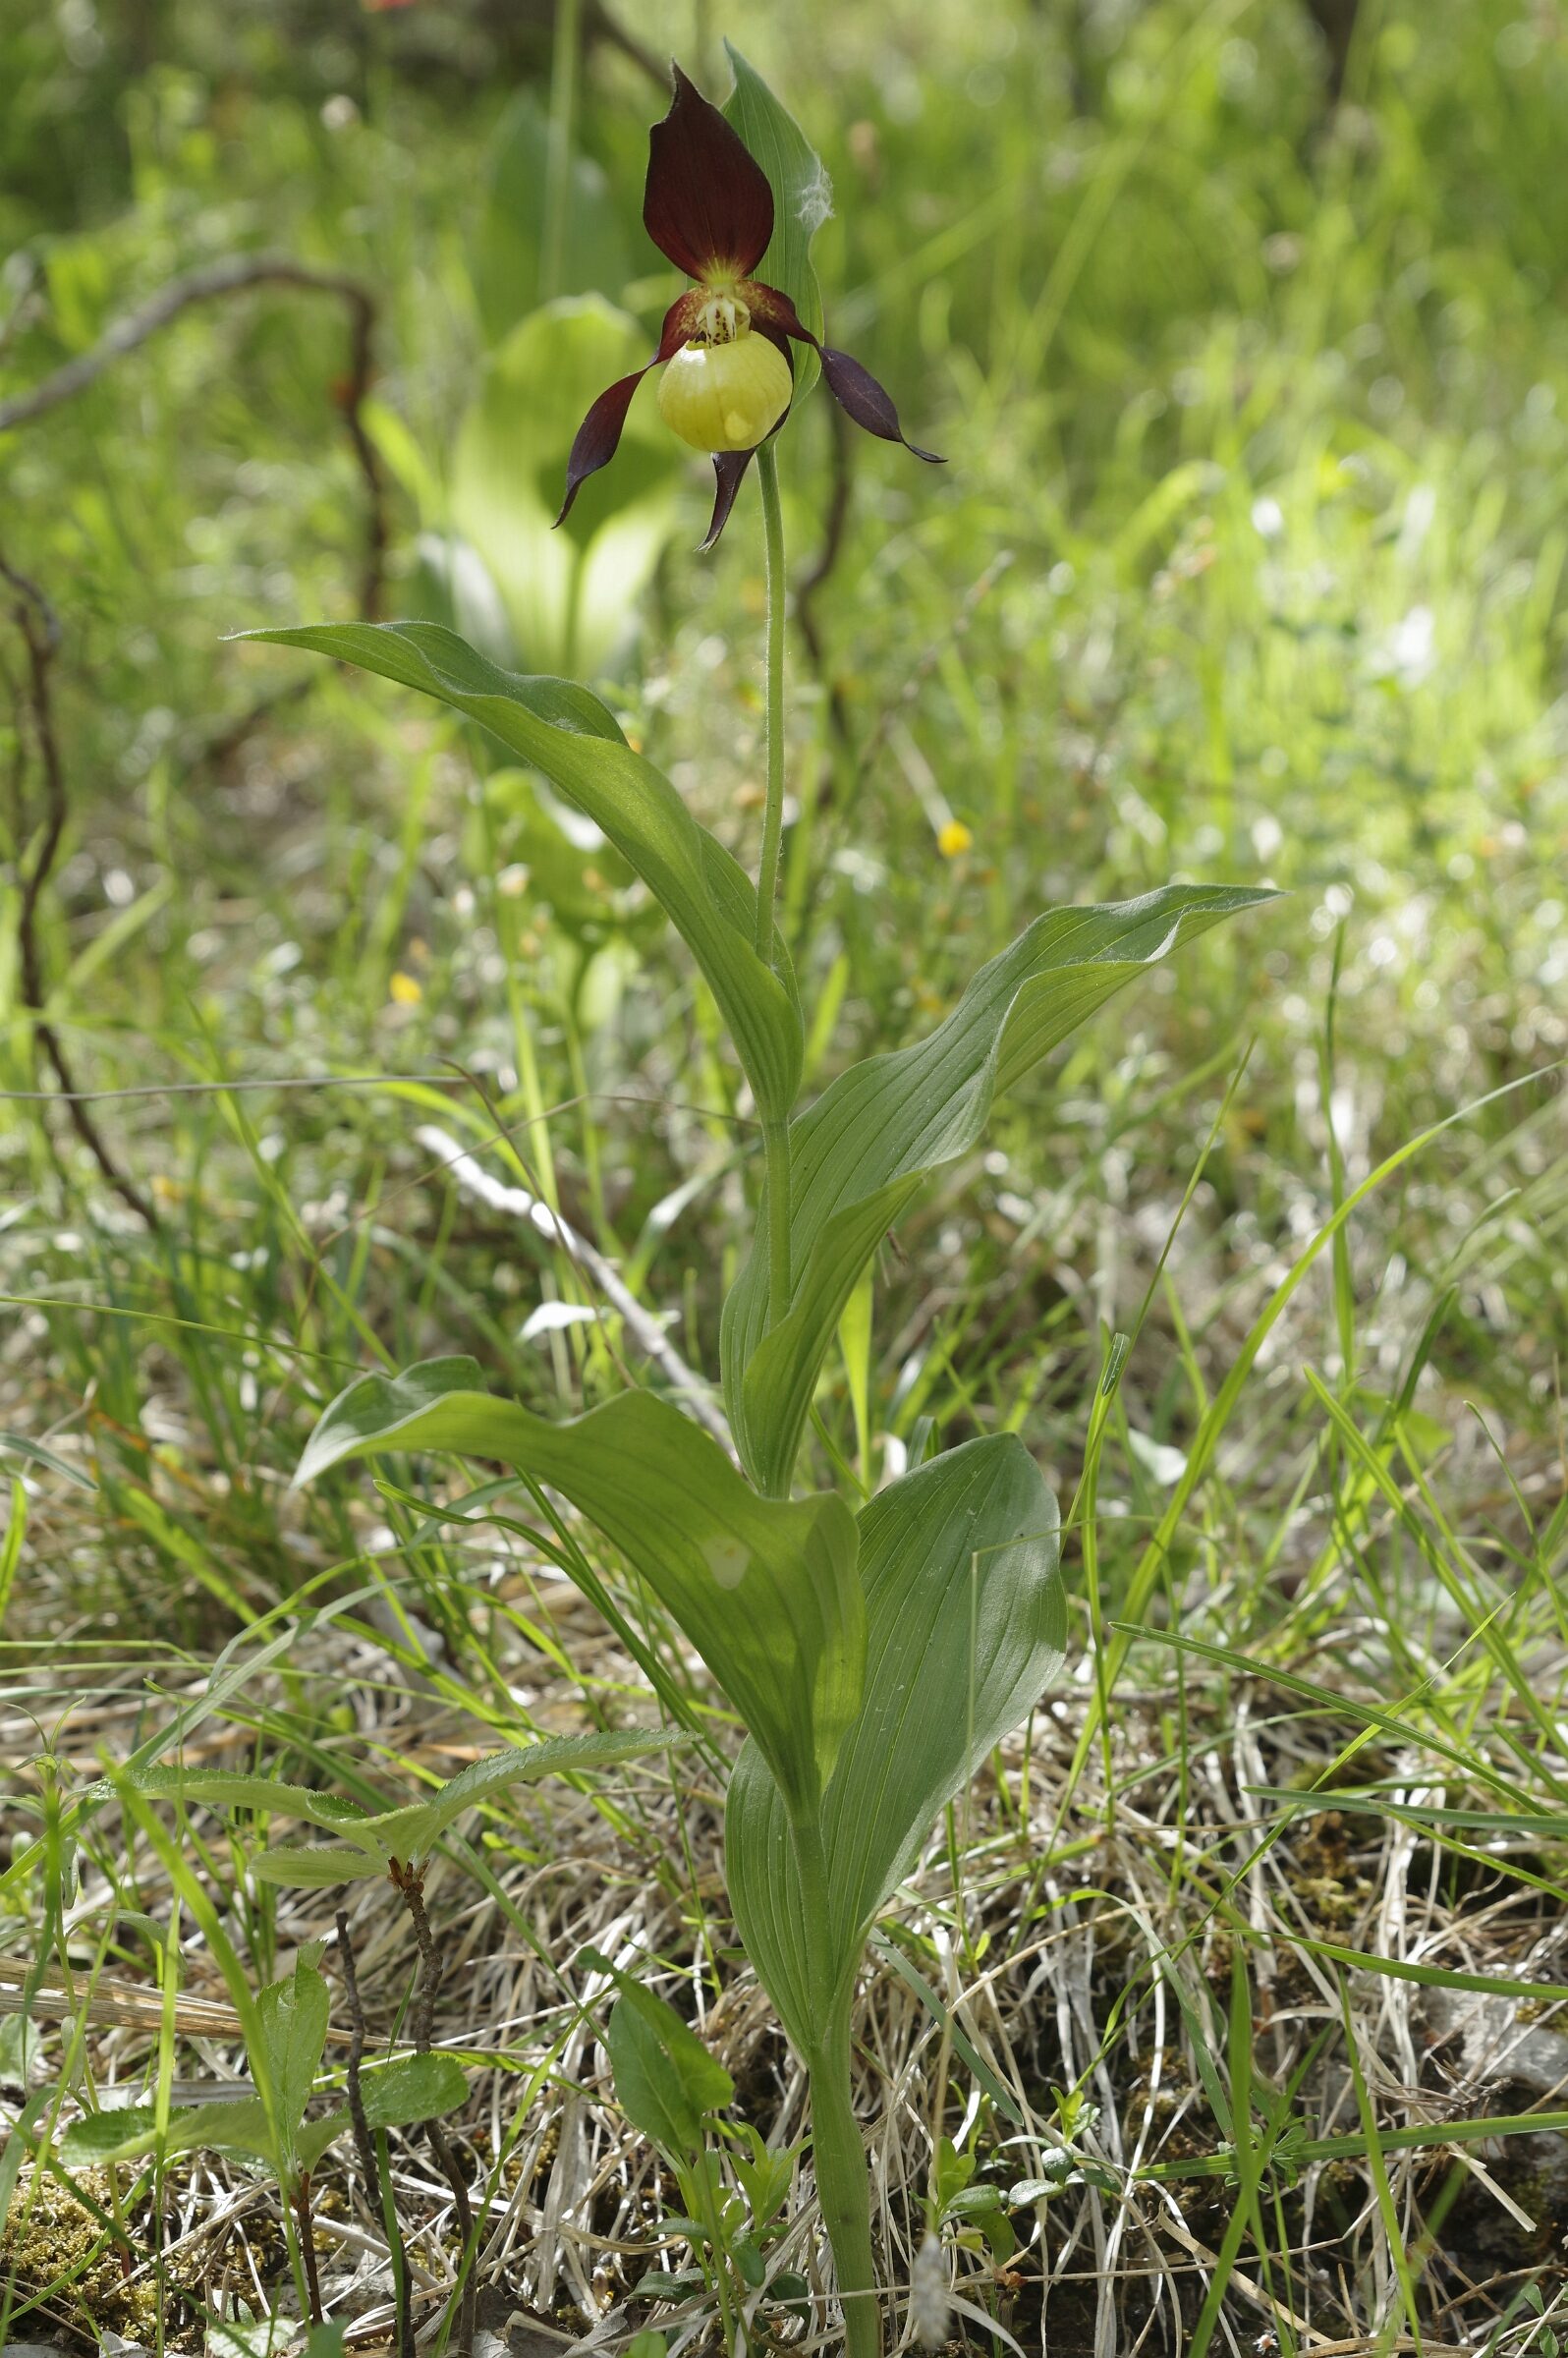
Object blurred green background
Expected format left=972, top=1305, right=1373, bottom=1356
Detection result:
left=1, top=0, right=1564, bottom=1634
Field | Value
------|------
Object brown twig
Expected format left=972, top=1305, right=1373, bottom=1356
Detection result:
left=337, top=1909, right=416, bottom=2358
left=294, top=2173, right=325, bottom=2325
left=0, top=252, right=387, bottom=621
left=0, top=549, right=160, bottom=1227
left=794, top=392, right=855, bottom=759
left=390, top=1861, right=476, bottom=2358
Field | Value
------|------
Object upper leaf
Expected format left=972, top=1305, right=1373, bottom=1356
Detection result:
left=726, top=1434, right=1063, bottom=2051
left=721, top=884, right=1274, bottom=1493
left=297, top=1360, right=863, bottom=1821
left=237, top=622, right=803, bottom=1122
left=722, top=47, right=828, bottom=412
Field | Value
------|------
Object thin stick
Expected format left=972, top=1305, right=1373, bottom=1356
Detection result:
left=0, top=253, right=386, bottom=621
left=336, top=1909, right=416, bottom=2358
left=391, top=1862, right=476, bottom=2358
left=0, top=550, right=160, bottom=1227
left=413, top=1121, right=736, bottom=1456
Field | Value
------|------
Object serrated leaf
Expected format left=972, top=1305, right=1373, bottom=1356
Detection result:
left=105, top=1767, right=380, bottom=1844
left=721, top=883, right=1274, bottom=1493
left=722, top=47, right=827, bottom=413
left=357, top=2049, right=469, bottom=2129
left=59, top=2102, right=168, bottom=2167
left=367, top=1726, right=690, bottom=1861
left=726, top=1435, right=1062, bottom=2051
left=296, top=1361, right=863, bottom=1821
left=237, top=622, right=803, bottom=1122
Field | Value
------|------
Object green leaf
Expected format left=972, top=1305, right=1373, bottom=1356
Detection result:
left=357, top=2050, right=469, bottom=2128
left=0, top=1431, right=95, bottom=1489
left=362, top=1727, right=691, bottom=1862
left=255, top=1953, right=331, bottom=2177
left=723, top=46, right=828, bottom=413
left=721, top=883, right=1274, bottom=1493
left=237, top=622, right=804, bottom=1122
left=475, top=93, right=631, bottom=339
left=726, top=1435, right=1062, bottom=2051
left=250, top=1842, right=387, bottom=1888
left=452, top=299, right=682, bottom=675
left=296, top=1361, right=863, bottom=1820
left=59, top=2103, right=167, bottom=2167
left=105, top=1767, right=380, bottom=1844
left=586, top=1951, right=734, bottom=2160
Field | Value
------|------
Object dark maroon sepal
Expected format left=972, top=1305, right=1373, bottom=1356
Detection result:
left=555, top=291, right=705, bottom=527
left=644, top=63, right=775, bottom=285
left=700, top=448, right=757, bottom=550
left=746, top=282, right=943, bottom=466
left=556, top=368, right=651, bottom=526
left=818, top=345, right=944, bottom=464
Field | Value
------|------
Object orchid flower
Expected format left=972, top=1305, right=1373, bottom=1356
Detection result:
left=555, top=64, right=942, bottom=549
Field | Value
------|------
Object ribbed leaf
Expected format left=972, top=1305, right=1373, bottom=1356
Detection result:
left=721, top=884, right=1273, bottom=1492
left=723, top=46, right=827, bottom=412
left=726, top=1435, right=1062, bottom=2051
left=238, top=622, right=803, bottom=1121
left=297, top=1359, right=862, bottom=1820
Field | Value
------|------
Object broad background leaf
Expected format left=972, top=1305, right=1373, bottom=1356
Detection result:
left=474, top=92, right=630, bottom=339
left=451, top=298, right=682, bottom=676
left=239, top=622, right=803, bottom=1121
left=296, top=1359, right=863, bottom=1820
left=721, top=883, right=1274, bottom=1492
left=726, top=1435, right=1063, bottom=2053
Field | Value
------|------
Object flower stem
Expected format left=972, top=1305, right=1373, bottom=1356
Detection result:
left=755, top=439, right=794, bottom=1355
left=754, top=439, right=787, bottom=966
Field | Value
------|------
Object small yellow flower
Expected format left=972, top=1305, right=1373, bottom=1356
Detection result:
left=937, top=819, right=974, bottom=859
left=389, top=970, right=423, bottom=1006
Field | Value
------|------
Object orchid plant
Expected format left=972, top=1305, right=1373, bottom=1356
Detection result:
left=244, top=49, right=1268, bottom=2358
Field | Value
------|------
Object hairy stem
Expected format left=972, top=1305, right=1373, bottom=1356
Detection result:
left=754, top=440, right=788, bottom=963
left=755, top=441, right=794, bottom=1357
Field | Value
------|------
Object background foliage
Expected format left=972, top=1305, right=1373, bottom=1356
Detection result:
left=3, top=0, right=1567, bottom=2349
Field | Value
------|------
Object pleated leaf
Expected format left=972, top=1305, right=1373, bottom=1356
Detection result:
left=726, top=1435, right=1063, bottom=2052
left=722, top=883, right=1273, bottom=1493
left=238, top=622, right=804, bottom=1122
left=297, top=1359, right=863, bottom=1820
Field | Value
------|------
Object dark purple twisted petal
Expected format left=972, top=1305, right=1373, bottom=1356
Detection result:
left=645, top=63, right=775, bottom=284
left=698, top=338, right=792, bottom=549
left=701, top=448, right=757, bottom=550
left=745, top=280, right=944, bottom=465
left=555, top=290, right=704, bottom=527
left=818, top=344, right=944, bottom=464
